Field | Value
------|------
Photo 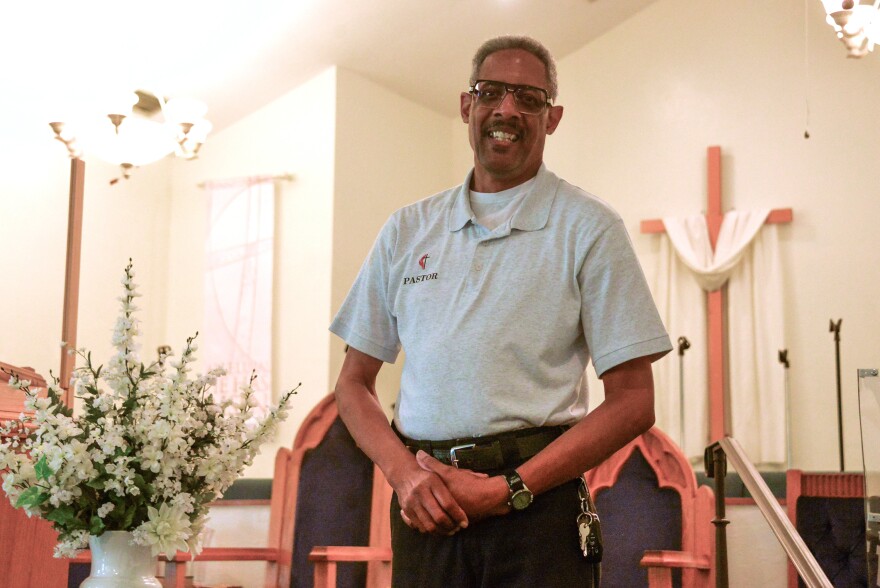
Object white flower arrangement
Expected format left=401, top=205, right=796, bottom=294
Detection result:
left=0, top=261, right=298, bottom=558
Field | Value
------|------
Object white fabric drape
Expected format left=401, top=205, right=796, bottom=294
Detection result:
left=727, top=223, right=785, bottom=464
left=663, top=209, right=769, bottom=291
left=653, top=209, right=786, bottom=465
left=653, top=234, right=709, bottom=460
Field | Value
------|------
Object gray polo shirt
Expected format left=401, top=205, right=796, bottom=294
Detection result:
left=330, top=165, right=671, bottom=440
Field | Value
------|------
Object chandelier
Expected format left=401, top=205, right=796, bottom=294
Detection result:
left=820, top=0, right=880, bottom=57
left=49, top=90, right=212, bottom=183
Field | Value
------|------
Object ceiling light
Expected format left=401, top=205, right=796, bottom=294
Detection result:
left=49, top=91, right=212, bottom=183
left=820, top=0, right=880, bottom=57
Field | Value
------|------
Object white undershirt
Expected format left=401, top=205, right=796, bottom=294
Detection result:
left=469, top=176, right=537, bottom=231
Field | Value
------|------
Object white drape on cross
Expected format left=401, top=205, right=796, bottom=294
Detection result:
left=652, top=209, right=786, bottom=465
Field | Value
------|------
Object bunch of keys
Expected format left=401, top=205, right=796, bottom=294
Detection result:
left=577, top=478, right=603, bottom=563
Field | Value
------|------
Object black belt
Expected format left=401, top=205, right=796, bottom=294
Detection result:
left=397, top=425, right=569, bottom=471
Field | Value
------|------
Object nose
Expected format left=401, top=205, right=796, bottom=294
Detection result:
left=493, top=90, right=520, bottom=116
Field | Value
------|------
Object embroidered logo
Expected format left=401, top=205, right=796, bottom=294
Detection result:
left=404, top=253, right=438, bottom=286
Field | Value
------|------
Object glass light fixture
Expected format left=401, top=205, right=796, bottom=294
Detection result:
left=49, top=90, right=212, bottom=183
left=820, top=0, right=880, bottom=57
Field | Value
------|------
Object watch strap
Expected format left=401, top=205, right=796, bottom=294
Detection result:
left=504, top=469, right=533, bottom=510
left=504, top=469, right=525, bottom=492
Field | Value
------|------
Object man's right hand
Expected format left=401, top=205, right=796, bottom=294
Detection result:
left=391, top=457, right=470, bottom=536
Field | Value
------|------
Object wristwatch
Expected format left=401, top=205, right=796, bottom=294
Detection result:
left=503, top=470, right=533, bottom=510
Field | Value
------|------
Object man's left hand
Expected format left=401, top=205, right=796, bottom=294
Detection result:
left=415, top=450, right=511, bottom=522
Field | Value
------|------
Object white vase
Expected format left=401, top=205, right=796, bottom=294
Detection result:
left=80, top=531, right=163, bottom=588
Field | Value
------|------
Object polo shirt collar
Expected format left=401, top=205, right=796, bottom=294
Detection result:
left=447, top=164, right=559, bottom=233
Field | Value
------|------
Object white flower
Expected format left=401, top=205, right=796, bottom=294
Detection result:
left=1, top=263, right=297, bottom=559
left=0, top=448, right=16, bottom=471
left=53, top=530, right=88, bottom=558
left=133, top=503, right=192, bottom=556
left=2, top=472, right=21, bottom=503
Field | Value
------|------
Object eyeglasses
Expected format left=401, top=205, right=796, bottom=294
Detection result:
left=468, top=80, right=552, bottom=115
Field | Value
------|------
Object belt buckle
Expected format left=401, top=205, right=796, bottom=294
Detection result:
left=448, top=443, right=476, bottom=468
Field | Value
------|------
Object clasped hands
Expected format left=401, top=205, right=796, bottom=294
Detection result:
left=397, top=450, right=511, bottom=536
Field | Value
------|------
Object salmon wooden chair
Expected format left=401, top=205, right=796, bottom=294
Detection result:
left=785, top=470, right=870, bottom=588
left=584, top=426, right=715, bottom=588
left=69, top=392, right=393, bottom=588
left=1, top=363, right=71, bottom=588
left=309, top=467, right=393, bottom=588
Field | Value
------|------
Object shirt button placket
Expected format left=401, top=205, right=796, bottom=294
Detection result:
left=469, top=241, right=485, bottom=288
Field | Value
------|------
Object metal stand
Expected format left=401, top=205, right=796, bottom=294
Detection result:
left=678, top=336, right=691, bottom=450
left=829, top=319, right=843, bottom=471
left=779, top=349, right=791, bottom=469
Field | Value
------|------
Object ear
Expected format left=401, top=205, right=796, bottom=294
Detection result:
left=545, top=105, right=564, bottom=135
left=460, top=92, right=473, bottom=123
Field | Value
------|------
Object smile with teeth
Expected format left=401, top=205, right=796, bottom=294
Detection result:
left=488, top=129, right=519, bottom=142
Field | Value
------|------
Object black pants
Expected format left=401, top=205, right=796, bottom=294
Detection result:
left=390, top=478, right=600, bottom=587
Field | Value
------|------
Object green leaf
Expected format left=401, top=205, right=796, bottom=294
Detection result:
left=34, top=456, right=53, bottom=481
left=121, top=503, right=137, bottom=529
left=14, top=486, right=49, bottom=509
left=89, top=515, right=105, bottom=535
left=86, top=477, right=106, bottom=490
left=68, top=516, right=88, bottom=531
left=46, top=505, right=76, bottom=525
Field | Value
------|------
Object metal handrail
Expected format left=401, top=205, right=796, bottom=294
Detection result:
left=705, top=436, right=833, bottom=588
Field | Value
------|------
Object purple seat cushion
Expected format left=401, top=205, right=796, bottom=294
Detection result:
left=594, top=448, right=683, bottom=588
left=291, top=417, right=374, bottom=588
left=796, top=496, right=868, bottom=588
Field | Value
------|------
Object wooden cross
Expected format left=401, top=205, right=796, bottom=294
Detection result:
left=641, top=146, right=793, bottom=443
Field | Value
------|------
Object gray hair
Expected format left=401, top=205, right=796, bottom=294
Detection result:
left=469, top=35, right=558, bottom=101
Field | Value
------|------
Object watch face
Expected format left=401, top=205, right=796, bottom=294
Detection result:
left=511, top=489, right=533, bottom=510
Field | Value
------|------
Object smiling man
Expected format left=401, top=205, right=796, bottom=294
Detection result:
left=330, top=36, right=672, bottom=587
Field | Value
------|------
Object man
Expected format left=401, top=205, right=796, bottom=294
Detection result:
left=330, top=35, right=671, bottom=586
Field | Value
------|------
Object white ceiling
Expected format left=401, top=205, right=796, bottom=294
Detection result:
left=4, top=0, right=657, bottom=132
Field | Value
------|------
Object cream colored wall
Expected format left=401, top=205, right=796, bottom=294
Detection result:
left=166, top=68, right=338, bottom=478
left=0, top=118, right=171, bottom=392
left=450, top=0, right=880, bottom=473
left=1, top=135, right=75, bottom=373
left=330, top=68, right=456, bottom=414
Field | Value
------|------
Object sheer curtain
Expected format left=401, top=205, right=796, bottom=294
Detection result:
left=202, top=177, right=276, bottom=413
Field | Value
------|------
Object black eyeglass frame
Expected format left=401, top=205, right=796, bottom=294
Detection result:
left=467, top=79, right=553, bottom=115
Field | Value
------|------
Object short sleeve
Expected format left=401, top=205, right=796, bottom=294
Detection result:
left=579, top=219, right=672, bottom=376
left=329, top=217, right=401, bottom=363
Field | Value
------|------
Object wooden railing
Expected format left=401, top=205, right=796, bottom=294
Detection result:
left=705, top=437, right=833, bottom=588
